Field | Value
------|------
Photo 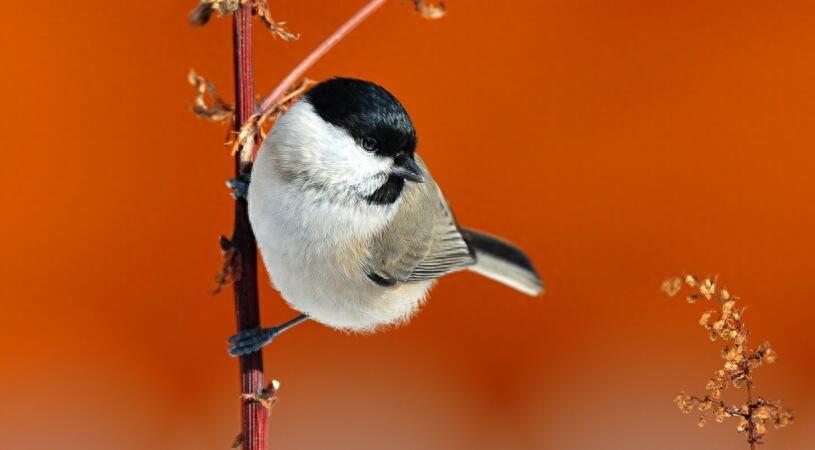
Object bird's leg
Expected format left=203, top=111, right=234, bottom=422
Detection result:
left=226, top=173, right=251, bottom=199
left=228, top=314, right=310, bottom=356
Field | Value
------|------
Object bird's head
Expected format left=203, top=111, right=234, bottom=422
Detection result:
left=262, top=77, right=424, bottom=205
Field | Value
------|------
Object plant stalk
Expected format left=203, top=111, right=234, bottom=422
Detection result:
left=231, top=4, right=266, bottom=450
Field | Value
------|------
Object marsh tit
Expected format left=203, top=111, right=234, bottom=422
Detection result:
left=228, top=78, right=543, bottom=356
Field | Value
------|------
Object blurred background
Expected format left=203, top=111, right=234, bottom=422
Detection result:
left=1, top=1, right=814, bottom=449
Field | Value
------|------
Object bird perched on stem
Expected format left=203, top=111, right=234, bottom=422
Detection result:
left=229, top=78, right=543, bottom=355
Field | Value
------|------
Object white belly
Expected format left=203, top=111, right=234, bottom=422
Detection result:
left=248, top=161, right=432, bottom=331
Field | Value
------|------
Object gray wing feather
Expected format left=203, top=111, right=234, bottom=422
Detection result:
left=405, top=197, right=473, bottom=281
left=363, top=157, right=475, bottom=285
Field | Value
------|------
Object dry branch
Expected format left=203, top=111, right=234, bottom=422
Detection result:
left=663, top=275, right=794, bottom=449
left=229, top=4, right=267, bottom=450
left=255, top=0, right=387, bottom=115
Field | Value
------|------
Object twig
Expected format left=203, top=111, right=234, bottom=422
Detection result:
left=746, top=380, right=756, bottom=450
left=255, top=0, right=386, bottom=115
left=230, top=4, right=267, bottom=450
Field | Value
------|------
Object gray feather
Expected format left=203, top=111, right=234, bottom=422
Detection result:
left=461, top=229, right=544, bottom=296
left=363, top=157, right=475, bottom=285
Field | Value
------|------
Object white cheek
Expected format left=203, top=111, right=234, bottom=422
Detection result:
left=267, top=101, right=392, bottom=196
left=320, top=130, right=391, bottom=184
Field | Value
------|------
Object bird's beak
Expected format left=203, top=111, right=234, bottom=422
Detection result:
left=392, top=156, right=426, bottom=183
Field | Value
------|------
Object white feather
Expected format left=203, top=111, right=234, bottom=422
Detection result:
left=468, top=255, right=543, bottom=297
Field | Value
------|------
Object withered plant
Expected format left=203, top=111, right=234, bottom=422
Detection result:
left=186, top=1, right=444, bottom=448
left=662, top=275, right=794, bottom=449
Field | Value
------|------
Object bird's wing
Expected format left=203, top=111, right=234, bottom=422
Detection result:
left=363, top=157, right=475, bottom=286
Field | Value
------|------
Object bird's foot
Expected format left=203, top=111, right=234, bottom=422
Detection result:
left=228, top=327, right=278, bottom=356
left=227, top=314, right=309, bottom=356
left=226, top=174, right=250, bottom=199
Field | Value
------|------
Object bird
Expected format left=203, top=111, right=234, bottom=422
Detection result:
left=228, top=77, right=543, bottom=356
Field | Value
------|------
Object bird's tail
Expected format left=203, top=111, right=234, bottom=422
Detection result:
left=461, top=228, right=544, bottom=297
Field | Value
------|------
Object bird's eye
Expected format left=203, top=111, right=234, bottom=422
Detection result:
left=362, top=137, right=378, bottom=152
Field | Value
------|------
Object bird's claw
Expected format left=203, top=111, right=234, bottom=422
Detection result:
left=228, top=327, right=277, bottom=356
left=226, top=174, right=250, bottom=199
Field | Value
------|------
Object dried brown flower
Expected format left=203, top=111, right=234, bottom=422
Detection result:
left=232, top=78, right=315, bottom=163
left=241, top=380, right=281, bottom=411
left=410, top=0, right=446, bottom=19
left=187, top=70, right=313, bottom=163
left=212, top=235, right=241, bottom=295
left=231, top=433, right=243, bottom=449
left=254, top=0, right=299, bottom=41
left=661, top=277, right=682, bottom=296
left=189, top=0, right=299, bottom=40
left=189, top=0, right=242, bottom=26
left=188, top=69, right=235, bottom=123
left=663, top=275, right=794, bottom=448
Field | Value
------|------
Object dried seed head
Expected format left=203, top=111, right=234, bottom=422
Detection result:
left=700, top=278, right=716, bottom=299
left=721, top=300, right=736, bottom=318
left=662, top=275, right=792, bottom=446
left=662, top=277, right=683, bottom=296
left=254, top=0, right=299, bottom=41
left=411, top=0, right=447, bottom=19
left=231, top=433, right=243, bottom=449
left=189, top=0, right=242, bottom=26
left=188, top=69, right=235, bottom=123
left=714, top=407, right=726, bottom=423
left=699, top=310, right=714, bottom=328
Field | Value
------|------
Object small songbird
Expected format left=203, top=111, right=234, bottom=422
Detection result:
left=228, top=78, right=543, bottom=355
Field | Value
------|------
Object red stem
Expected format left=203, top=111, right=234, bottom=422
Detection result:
left=231, top=5, right=266, bottom=450
left=254, top=0, right=386, bottom=114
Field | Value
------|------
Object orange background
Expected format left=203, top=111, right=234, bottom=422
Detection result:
left=1, top=1, right=814, bottom=449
